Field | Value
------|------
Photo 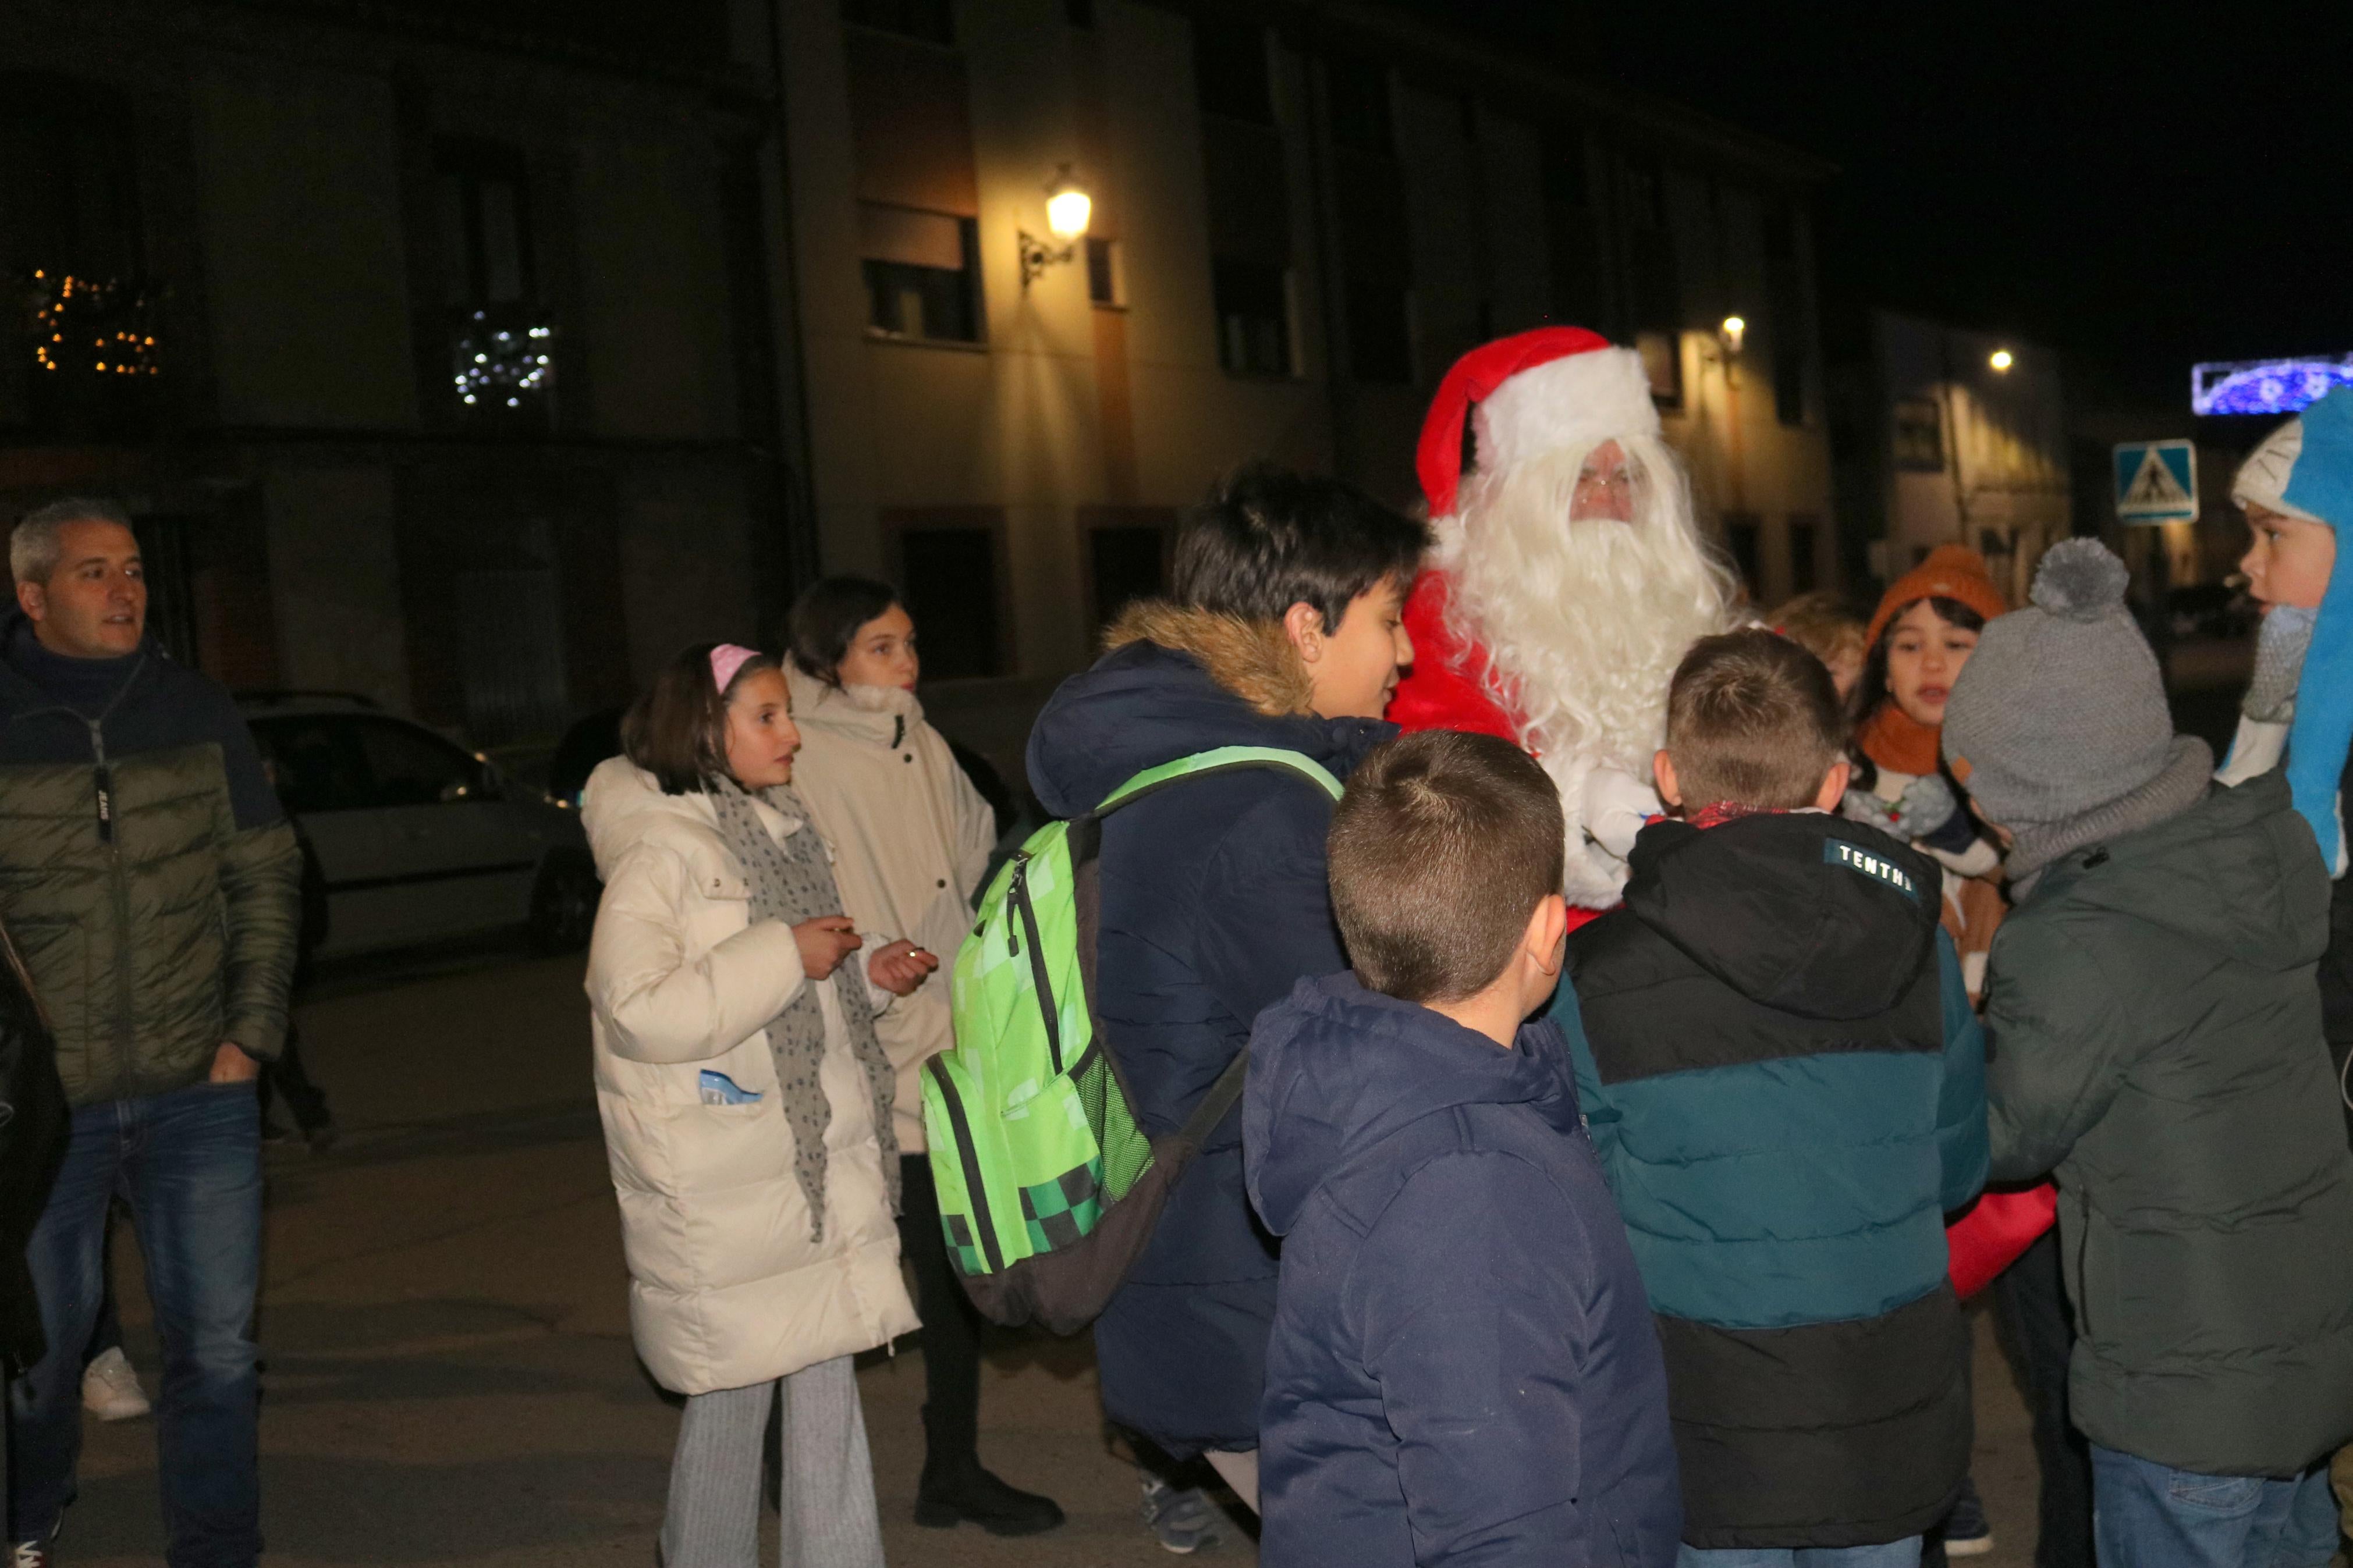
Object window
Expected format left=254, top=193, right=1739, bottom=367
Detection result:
left=1086, top=237, right=1123, bottom=307
left=1088, top=524, right=1168, bottom=627
left=1722, top=512, right=1762, bottom=596
left=1622, top=155, right=1679, bottom=340
left=354, top=717, right=489, bottom=807
left=1765, top=207, right=1808, bottom=426
left=861, top=203, right=982, bottom=342
left=438, top=139, right=555, bottom=425
left=1788, top=515, right=1820, bottom=595
left=1194, top=20, right=1272, bottom=125
left=898, top=525, right=1004, bottom=679
left=1893, top=399, right=1945, bottom=471
left=1215, top=259, right=1291, bottom=376
left=842, top=0, right=953, bottom=45
left=457, top=559, right=570, bottom=746
left=251, top=718, right=371, bottom=815
left=1636, top=330, right=1682, bottom=411
left=1543, top=128, right=1600, bottom=327
left=1325, top=55, right=1392, bottom=155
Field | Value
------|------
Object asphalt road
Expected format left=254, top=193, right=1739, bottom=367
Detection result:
left=74, top=957, right=2056, bottom=1566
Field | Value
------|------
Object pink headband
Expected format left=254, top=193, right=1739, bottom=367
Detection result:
left=709, top=643, right=761, bottom=694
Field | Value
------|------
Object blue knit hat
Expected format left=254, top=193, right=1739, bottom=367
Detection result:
left=2233, top=388, right=2353, bottom=867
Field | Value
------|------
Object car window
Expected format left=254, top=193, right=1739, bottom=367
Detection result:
left=354, top=718, right=487, bottom=807
left=250, top=717, right=371, bottom=815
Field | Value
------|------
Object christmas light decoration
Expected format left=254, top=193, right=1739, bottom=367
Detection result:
left=22, top=270, right=165, bottom=378
left=452, top=310, right=555, bottom=411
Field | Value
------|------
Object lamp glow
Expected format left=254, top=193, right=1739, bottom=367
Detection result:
left=1989, top=348, right=2014, bottom=372
left=1046, top=185, right=1092, bottom=241
left=1719, top=315, right=1746, bottom=355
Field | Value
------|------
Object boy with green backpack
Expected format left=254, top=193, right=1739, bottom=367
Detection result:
left=932, top=464, right=1423, bottom=1533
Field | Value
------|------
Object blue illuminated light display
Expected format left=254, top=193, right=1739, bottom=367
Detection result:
left=2191, top=355, right=2353, bottom=417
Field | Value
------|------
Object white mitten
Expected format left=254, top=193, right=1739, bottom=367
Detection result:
left=2245, top=604, right=2316, bottom=723
left=1582, top=766, right=1662, bottom=861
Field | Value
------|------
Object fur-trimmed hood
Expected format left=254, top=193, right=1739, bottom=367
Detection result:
left=1101, top=600, right=1314, bottom=718
left=1027, top=600, right=1389, bottom=819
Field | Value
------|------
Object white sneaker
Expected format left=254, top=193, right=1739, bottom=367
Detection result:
left=81, top=1345, right=151, bottom=1421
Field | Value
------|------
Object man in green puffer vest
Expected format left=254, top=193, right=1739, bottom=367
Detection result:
left=1945, top=540, right=2353, bottom=1568
left=2, top=498, right=300, bottom=1568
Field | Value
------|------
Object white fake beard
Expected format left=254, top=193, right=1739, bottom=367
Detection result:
left=1442, top=436, right=1736, bottom=776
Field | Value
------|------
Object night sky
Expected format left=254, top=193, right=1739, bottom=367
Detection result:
left=1420, top=2, right=2353, bottom=412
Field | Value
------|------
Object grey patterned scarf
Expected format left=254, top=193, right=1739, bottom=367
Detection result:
left=707, top=780, right=899, bottom=1242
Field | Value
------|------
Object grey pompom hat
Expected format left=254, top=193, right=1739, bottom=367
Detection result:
left=1942, top=541, right=2207, bottom=855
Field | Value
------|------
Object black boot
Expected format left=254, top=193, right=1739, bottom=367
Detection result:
left=913, top=1456, right=1066, bottom=1536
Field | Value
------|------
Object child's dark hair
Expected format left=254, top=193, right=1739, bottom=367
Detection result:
left=786, top=575, right=902, bottom=685
left=1854, top=596, right=1987, bottom=724
left=622, top=642, right=780, bottom=795
left=1173, top=462, right=1430, bottom=630
left=1666, top=628, right=1847, bottom=812
left=1328, top=730, right=1564, bottom=1005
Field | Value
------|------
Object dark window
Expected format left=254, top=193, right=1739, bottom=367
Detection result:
left=354, top=717, right=489, bottom=807
left=1325, top=55, right=1392, bottom=154
left=1194, top=20, right=1272, bottom=124
left=1723, top=513, right=1762, bottom=595
left=0, top=72, right=162, bottom=436
left=251, top=717, right=372, bottom=816
left=456, top=560, right=570, bottom=746
left=1089, top=525, right=1167, bottom=627
left=438, top=139, right=555, bottom=425
left=1347, top=287, right=1412, bottom=383
left=1636, top=329, right=1682, bottom=411
left=1765, top=207, right=1807, bottom=426
left=899, top=527, right=1003, bottom=679
left=1788, top=515, right=1819, bottom=594
left=1086, top=237, right=1121, bottom=306
left=1214, top=259, right=1291, bottom=376
left=861, top=204, right=982, bottom=342
left=842, top=0, right=953, bottom=45
left=1542, top=128, right=1599, bottom=326
left=1623, top=156, right=1679, bottom=337
left=1893, top=398, right=1946, bottom=471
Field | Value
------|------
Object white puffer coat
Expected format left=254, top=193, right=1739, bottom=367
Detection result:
left=781, top=664, right=997, bottom=1153
left=581, top=758, right=917, bottom=1396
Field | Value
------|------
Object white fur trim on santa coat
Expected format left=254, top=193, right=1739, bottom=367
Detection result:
left=1475, top=346, right=1660, bottom=480
left=1537, top=748, right=1636, bottom=909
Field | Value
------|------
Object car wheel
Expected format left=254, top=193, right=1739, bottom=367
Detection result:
left=530, top=851, right=601, bottom=954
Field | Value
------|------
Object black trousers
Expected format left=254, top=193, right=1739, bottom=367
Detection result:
left=1993, top=1226, right=2095, bottom=1568
left=897, top=1154, right=982, bottom=1474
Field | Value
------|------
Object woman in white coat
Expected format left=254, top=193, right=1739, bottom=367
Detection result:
left=780, top=578, right=1062, bottom=1537
left=583, top=642, right=939, bottom=1568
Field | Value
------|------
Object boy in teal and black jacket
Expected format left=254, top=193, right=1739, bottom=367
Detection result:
left=1559, top=628, right=1987, bottom=1565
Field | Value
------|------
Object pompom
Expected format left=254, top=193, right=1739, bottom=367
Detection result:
left=2030, top=539, right=2130, bottom=621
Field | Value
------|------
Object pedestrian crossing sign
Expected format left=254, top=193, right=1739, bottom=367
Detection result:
left=2114, top=440, right=2198, bottom=525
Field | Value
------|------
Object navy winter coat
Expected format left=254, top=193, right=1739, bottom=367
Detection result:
left=1024, top=603, right=1387, bottom=1455
left=1245, top=972, right=1682, bottom=1568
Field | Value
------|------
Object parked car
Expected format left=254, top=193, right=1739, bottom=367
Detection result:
left=239, top=692, right=599, bottom=959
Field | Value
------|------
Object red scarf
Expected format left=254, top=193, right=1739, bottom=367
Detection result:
left=1857, top=703, right=1942, bottom=777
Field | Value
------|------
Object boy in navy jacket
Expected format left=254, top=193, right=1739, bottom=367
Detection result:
left=1245, top=729, right=1681, bottom=1568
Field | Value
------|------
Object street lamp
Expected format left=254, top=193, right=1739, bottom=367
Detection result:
left=1989, top=347, right=2014, bottom=372
left=1719, top=315, right=1747, bottom=357
left=1020, top=164, right=1092, bottom=290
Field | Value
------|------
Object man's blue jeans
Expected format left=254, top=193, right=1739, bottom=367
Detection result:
left=7, top=1081, right=263, bottom=1567
left=1678, top=1539, right=1921, bottom=1567
left=2092, top=1445, right=2340, bottom=1568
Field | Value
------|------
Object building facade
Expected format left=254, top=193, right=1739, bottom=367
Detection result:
left=769, top=0, right=1844, bottom=708
left=5, top=0, right=1844, bottom=776
left=0, top=0, right=784, bottom=751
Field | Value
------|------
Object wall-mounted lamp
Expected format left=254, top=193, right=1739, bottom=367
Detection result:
left=1718, top=315, right=1747, bottom=358
left=1020, top=165, right=1092, bottom=290
left=1989, top=347, right=2014, bottom=372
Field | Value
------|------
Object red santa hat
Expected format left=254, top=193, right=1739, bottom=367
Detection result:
left=1415, top=326, right=1662, bottom=517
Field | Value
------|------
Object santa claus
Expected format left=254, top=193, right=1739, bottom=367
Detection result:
left=1389, top=326, right=1738, bottom=916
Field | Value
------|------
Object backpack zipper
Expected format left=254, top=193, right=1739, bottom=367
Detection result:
left=925, top=1055, right=1004, bottom=1274
left=1007, top=854, right=1063, bottom=1075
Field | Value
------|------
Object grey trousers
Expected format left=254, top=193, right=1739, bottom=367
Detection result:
left=660, top=1355, right=886, bottom=1568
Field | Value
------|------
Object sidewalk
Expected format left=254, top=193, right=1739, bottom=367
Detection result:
left=67, top=954, right=2039, bottom=1566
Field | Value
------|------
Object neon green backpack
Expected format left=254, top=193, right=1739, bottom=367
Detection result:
left=923, top=745, right=1343, bottom=1333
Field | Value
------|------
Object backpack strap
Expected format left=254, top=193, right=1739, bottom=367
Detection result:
left=1094, top=745, right=1344, bottom=815
left=1173, top=1043, right=1253, bottom=1149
